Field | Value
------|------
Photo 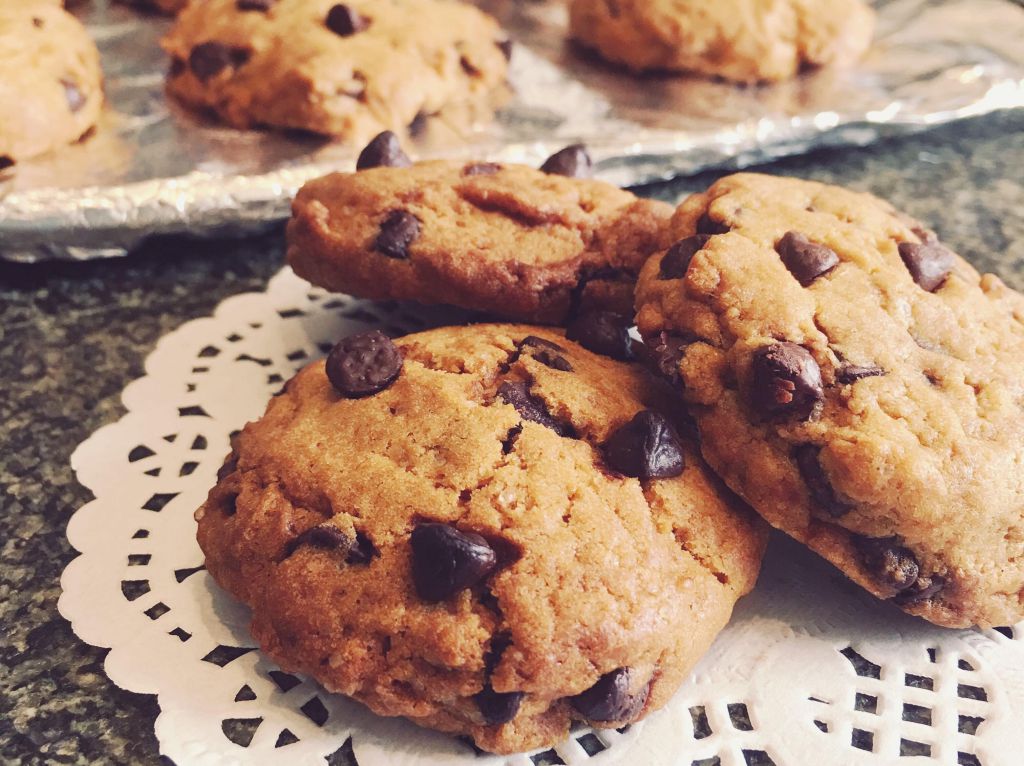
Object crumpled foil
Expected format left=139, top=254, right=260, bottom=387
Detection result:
left=2, top=0, right=1022, bottom=262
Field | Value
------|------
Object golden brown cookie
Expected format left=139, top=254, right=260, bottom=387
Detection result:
left=287, top=139, right=674, bottom=323
left=162, top=0, right=510, bottom=141
left=0, top=2, right=102, bottom=168
left=634, top=172, right=1024, bottom=629
left=196, top=324, right=767, bottom=754
left=568, top=0, right=875, bottom=82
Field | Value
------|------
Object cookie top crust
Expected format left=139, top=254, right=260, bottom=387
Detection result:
left=162, top=0, right=510, bottom=140
left=568, top=0, right=875, bottom=82
left=196, top=324, right=767, bottom=753
left=635, top=172, right=1024, bottom=628
left=287, top=156, right=674, bottom=323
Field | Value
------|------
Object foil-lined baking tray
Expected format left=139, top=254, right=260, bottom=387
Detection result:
left=2, top=0, right=1023, bottom=262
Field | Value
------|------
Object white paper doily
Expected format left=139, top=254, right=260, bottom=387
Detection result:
left=60, top=268, right=1024, bottom=766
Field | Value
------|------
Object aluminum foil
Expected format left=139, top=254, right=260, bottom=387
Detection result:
left=2, top=0, right=1023, bottom=262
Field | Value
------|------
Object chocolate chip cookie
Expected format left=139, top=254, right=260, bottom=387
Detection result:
left=0, top=2, right=102, bottom=167
left=287, top=138, right=673, bottom=323
left=196, top=324, right=767, bottom=753
left=568, top=0, right=875, bottom=82
left=162, top=0, right=510, bottom=141
left=634, top=172, right=1024, bottom=629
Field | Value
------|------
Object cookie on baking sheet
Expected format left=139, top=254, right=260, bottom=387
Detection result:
left=287, top=138, right=673, bottom=323
left=634, top=172, right=1024, bottom=629
left=0, top=2, right=102, bottom=168
left=196, top=324, right=767, bottom=754
left=568, top=0, right=875, bottom=82
left=162, top=0, right=510, bottom=142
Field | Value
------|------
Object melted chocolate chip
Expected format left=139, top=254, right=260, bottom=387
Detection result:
left=775, top=231, right=840, bottom=286
left=794, top=445, right=850, bottom=517
left=326, top=4, right=369, bottom=36
left=325, top=330, right=403, bottom=397
left=285, top=523, right=350, bottom=557
left=659, top=235, right=710, bottom=280
left=570, top=668, right=648, bottom=723
left=374, top=210, right=421, bottom=259
left=496, top=38, right=513, bottom=60
left=836, top=364, right=885, bottom=384
left=519, top=336, right=573, bottom=371
left=497, top=382, right=575, bottom=437
left=475, top=687, right=524, bottom=724
left=539, top=144, right=592, bottom=179
left=750, top=343, right=823, bottom=421
left=604, top=411, right=684, bottom=479
left=0, top=156, right=14, bottom=172
left=893, top=574, right=945, bottom=606
left=565, top=310, right=632, bottom=361
left=410, top=523, right=498, bottom=601
left=61, top=79, right=85, bottom=113
left=462, top=162, right=502, bottom=176
left=356, top=131, right=412, bottom=170
left=898, top=241, right=955, bottom=292
left=501, top=424, right=522, bottom=454
left=189, top=42, right=249, bottom=82
left=635, top=332, right=689, bottom=388
left=237, top=0, right=275, bottom=9
left=855, top=537, right=920, bottom=591
left=696, top=212, right=730, bottom=235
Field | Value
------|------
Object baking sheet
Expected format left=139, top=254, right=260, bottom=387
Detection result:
left=1, top=0, right=1023, bottom=262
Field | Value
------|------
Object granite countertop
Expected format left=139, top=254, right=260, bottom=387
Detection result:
left=2, top=110, right=1023, bottom=765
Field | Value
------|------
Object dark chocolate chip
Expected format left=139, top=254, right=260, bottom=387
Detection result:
left=837, top=364, right=885, bottom=384
left=326, top=4, right=369, bottom=36
left=696, top=212, right=730, bottom=235
left=497, top=382, right=575, bottom=437
left=520, top=334, right=572, bottom=371
left=496, top=38, right=513, bottom=60
left=346, top=531, right=378, bottom=565
left=570, top=668, right=648, bottom=723
left=659, top=235, right=710, bottom=280
left=856, top=537, right=920, bottom=591
left=794, top=445, right=850, bottom=517
left=374, top=210, right=421, bottom=259
left=169, top=57, right=187, bottom=77
left=775, top=231, right=840, bottom=286
left=410, top=523, right=498, bottom=601
left=0, top=156, right=14, bottom=172
left=635, top=332, right=689, bottom=388
left=898, top=241, right=955, bottom=292
left=604, top=410, right=684, bottom=480
left=408, top=111, right=429, bottom=137
left=285, top=523, right=350, bottom=557
left=356, top=131, right=412, bottom=170
left=237, top=0, right=275, bottom=9
left=325, top=330, right=403, bottom=397
left=540, top=144, right=592, bottom=178
left=520, top=336, right=567, bottom=353
left=61, top=79, right=85, bottom=113
left=460, top=55, right=481, bottom=77
left=501, top=424, right=522, bottom=454
left=565, top=310, right=632, bottom=361
left=475, top=687, right=524, bottom=724
left=750, top=342, right=823, bottom=421
left=462, top=162, right=502, bottom=176
left=189, top=42, right=248, bottom=82
left=893, top=575, right=945, bottom=606
left=484, top=631, right=513, bottom=673
left=216, top=453, right=239, bottom=482
left=33, top=17, right=44, bottom=28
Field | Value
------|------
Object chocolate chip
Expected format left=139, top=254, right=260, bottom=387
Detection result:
left=696, top=212, right=730, bottom=235
left=460, top=56, right=481, bottom=77
left=856, top=537, right=920, bottom=591
left=794, top=445, right=850, bottom=517
left=484, top=631, right=512, bottom=673
left=635, top=332, right=689, bottom=387
left=497, top=382, right=575, bottom=437
left=565, top=310, right=632, bottom=361
left=325, top=330, right=403, bottom=397
left=346, top=531, right=379, bottom=565
left=475, top=686, right=524, bottom=724
left=326, top=4, right=368, bottom=36
left=659, top=235, right=710, bottom=280
left=775, top=231, right=840, bottom=286
left=539, top=144, right=592, bottom=178
left=750, top=343, right=823, bottom=421
left=501, top=424, right=522, bottom=454
left=837, top=364, right=885, bottom=384
left=408, top=111, right=429, bottom=137
left=893, top=574, right=945, bottom=606
left=410, top=523, right=498, bottom=601
left=496, top=38, right=513, bottom=60
left=237, top=0, right=275, bottom=9
left=520, top=336, right=573, bottom=371
left=604, top=410, right=684, bottom=479
left=189, top=42, right=248, bottom=82
left=216, top=453, right=239, bottom=482
left=0, top=156, right=14, bottom=172
left=570, top=668, right=648, bottom=723
left=356, top=131, right=412, bottom=170
left=374, top=210, right=421, bottom=259
left=462, top=162, right=502, bottom=176
left=61, top=79, right=85, bottom=113
left=520, top=336, right=567, bottom=353
left=898, top=241, right=955, bottom=292
left=285, top=523, right=350, bottom=557
left=32, top=17, right=44, bottom=28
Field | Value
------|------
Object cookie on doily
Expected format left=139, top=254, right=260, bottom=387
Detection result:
left=568, top=0, right=874, bottom=82
left=634, top=172, right=1024, bottom=629
left=161, top=0, right=510, bottom=142
left=287, top=135, right=673, bottom=323
left=196, top=323, right=768, bottom=754
left=0, top=1, right=102, bottom=168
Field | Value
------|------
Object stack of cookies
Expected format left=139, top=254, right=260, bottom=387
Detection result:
left=193, top=133, right=1024, bottom=754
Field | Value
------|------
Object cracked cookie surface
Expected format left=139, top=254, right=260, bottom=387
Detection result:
left=287, top=159, right=674, bottom=323
left=196, top=324, right=767, bottom=754
left=634, top=172, right=1024, bottom=629
left=568, top=0, right=875, bottom=82
left=162, top=0, right=510, bottom=141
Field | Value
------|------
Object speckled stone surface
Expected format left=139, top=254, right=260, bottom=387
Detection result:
left=1, top=110, right=1023, bottom=765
